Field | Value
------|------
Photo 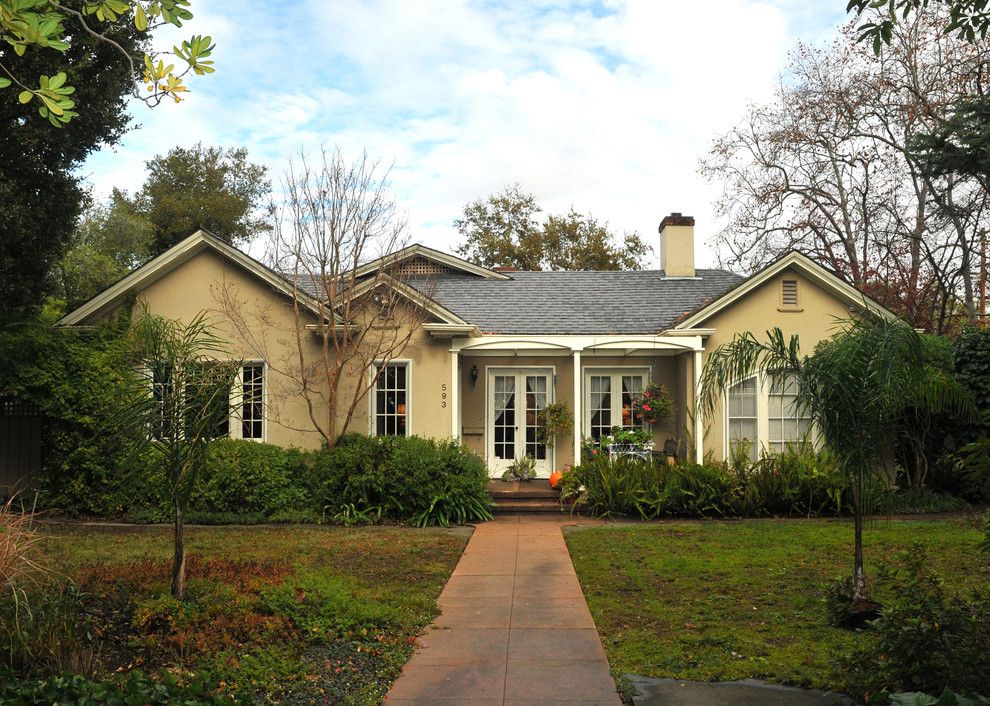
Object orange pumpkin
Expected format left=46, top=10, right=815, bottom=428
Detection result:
left=549, top=470, right=563, bottom=489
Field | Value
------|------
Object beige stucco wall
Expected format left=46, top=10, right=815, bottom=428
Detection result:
left=698, top=267, right=852, bottom=460
left=112, top=249, right=453, bottom=450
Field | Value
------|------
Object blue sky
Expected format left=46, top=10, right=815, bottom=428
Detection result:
left=81, top=0, right=848, bottom=267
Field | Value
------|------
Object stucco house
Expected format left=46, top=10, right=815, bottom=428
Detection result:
left=58, top=213, right=897, bottom=478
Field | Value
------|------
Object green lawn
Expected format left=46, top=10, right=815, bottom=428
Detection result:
left=564, top=515, right=989, bottom=693
left=31, top=524, right=470, bottom=705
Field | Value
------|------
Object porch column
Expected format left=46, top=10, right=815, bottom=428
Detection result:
left=572, top=350, right=582, bottom=465
left=450, top=350, right=460, bottom=439
left=694, top=349, right=704, bottom=463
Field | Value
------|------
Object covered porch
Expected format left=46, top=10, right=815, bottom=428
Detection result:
left=447, top=334, right=705, bottom=478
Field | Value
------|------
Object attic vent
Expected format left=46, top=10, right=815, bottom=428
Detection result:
left=390, top=256, right=455, bottom=277
left=781, top=278, right=799, bottom=308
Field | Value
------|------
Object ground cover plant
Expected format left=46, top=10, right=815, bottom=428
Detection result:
left=564, top=517, right=989, bottom=700
left=2, top=524, right=469, bottom=705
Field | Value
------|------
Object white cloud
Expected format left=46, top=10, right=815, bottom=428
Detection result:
left=80, top=0, right=847, bottom=267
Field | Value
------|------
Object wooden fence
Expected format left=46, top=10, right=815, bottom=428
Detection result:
left=0, top=397, right=43, bottom=496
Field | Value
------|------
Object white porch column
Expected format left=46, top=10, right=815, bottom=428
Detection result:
left=450, top=350, right=460, bottom=439
left=572, top=350, right=582, bottom=466
left=694, top=349, right=704, bottom=463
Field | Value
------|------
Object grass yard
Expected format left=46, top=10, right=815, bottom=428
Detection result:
left=27, top=523, right=470, bottom=704
left=564, top=515, right=989, bottom=694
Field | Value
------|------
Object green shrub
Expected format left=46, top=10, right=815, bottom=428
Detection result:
left=194, top=440, right=310, bottom=516
left=565, top=445, right=850, bottom=519
left=313, top=434, right=493, bottom=526
left=887, top=487, right=969, bottom=514
left=841, top=546, right=990, bottom=698
left=0, top=669, right=238, bottom=705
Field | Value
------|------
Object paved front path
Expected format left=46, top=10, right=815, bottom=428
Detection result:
left=386, top=515, right=622, bottom=705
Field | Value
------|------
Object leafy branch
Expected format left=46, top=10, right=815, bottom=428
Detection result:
left=0, top=0, right=214, bottom=126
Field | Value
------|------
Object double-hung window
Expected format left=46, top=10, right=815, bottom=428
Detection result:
left=726, top=373, right=813, bottom=461
left=727, top=377, right=759, bottom=462
left=767, top=373, right=811, bottom=452
left=373, top=362, right=409, bottom=436
left=239, top=363, right=265, bottom=440
left=584, top=368, right=649, bottom=440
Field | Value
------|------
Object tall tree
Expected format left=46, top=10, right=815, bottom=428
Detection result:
left=219, top=148, right=430, bottom=448
left=56, top=191, right=155, bottom=309
left=701, top=13, right=990, bottom=332
left=123, top=143, right=272, bottom=255
left=0, top=6, right=142, bottom=317
left=0, top=1, right=214, bottom=127
left=848, top=0, right=990, bottom=50
left=455, top=184, right=647, bottom=271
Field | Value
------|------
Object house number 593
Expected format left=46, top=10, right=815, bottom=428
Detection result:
left=440, top=383, right=447, bottom=408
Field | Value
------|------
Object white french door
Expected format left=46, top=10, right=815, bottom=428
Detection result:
left=487, top=368, right=554, bottom=478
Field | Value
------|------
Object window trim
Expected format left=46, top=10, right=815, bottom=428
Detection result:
left=722, top=372, right=814, bottom=460
left=582, top=366, right=651, bottom=440
left=369, top=359, right=412, bottom=437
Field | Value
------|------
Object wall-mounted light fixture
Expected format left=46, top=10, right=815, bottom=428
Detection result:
left=471, top=365, right=479, bottom=387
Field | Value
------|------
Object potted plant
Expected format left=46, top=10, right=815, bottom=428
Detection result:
left=502, top=455, right=537, bottom=482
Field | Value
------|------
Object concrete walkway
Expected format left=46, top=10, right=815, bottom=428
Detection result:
left=386, top=515, right=622, bottom=705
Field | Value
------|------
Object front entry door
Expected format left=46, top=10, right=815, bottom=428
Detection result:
left=488, top=368, right=553, bottom=478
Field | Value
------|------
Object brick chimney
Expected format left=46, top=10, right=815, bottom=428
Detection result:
left=658, top=212, right=695, bottom=277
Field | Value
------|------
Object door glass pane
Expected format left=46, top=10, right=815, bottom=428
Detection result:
left=494, top=375, right=515, bottom=460
left=621, top=375, right=644, bottom=429
left=589, top=375, right=611, bottom=440
left=525, top=375, right=548, bottom=460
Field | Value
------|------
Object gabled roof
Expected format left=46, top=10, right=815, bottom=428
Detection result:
left=342, top=273, right=473, bottom=326
left=58, top=230, right=330, bottom=326
left=672, top=250, right=900, bottom=330
left=404, top=269, right=743, bottom=335
left=352, top=244, right=511, bottom=280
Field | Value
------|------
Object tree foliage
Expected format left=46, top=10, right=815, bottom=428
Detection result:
left=455, top=184, right=647, bottom=271
left=56, top=191, right=154, bottom=309
left=848, top=0, right=990, bottom=51
left=702, top=13, right=990, bottom=332
left=0, top=4, right=142, bottom=317
left=0, top=0, right=214, bottom=127
left=699, top=317, right=975, bottom=603
left=121, top=143, right=272, bottom=256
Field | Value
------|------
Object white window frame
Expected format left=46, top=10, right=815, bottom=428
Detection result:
left=231, top=361, right=266, bottom=442
left=723, top=373, right=815, bottom=460
left=582, top=366, right=651, bottom=440
left=370, top=360, right=412, bottom=437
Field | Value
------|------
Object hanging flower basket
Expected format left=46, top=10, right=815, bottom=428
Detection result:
left=632, top=383, right=672, bottom=426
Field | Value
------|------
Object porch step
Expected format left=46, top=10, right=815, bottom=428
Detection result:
left=488, top=481, right=564, bottom=514
left=492, top=498, right=567, bottom=514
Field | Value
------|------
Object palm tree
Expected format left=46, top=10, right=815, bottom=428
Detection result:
left=700, top=316, right=972, bottom=607
left=121, top=307, right=239, bottom=600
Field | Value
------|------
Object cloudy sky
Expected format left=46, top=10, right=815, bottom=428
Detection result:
left=81, top=0, right=848, bottom=268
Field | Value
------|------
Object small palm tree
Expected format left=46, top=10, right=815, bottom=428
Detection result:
left=121, top=307, right=239, bottom=600
left=700, top=316, right=972, bottom=606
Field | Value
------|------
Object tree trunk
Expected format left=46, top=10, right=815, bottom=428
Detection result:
left=172, top=500, right=187, bottom=600
left=851, top=482, right=868, bottom=602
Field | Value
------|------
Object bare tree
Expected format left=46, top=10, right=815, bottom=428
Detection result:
left=701, top=12, right=990, bottom=332
left=220, top=148, right=433, bottom=448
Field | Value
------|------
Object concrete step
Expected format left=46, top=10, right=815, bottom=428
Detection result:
left=488, top=481, right=561, bottom=500
left=492, top=497, right=567, bottom=514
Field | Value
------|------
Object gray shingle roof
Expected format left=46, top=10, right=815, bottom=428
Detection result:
left=405, top=269, right=743, bottom=335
